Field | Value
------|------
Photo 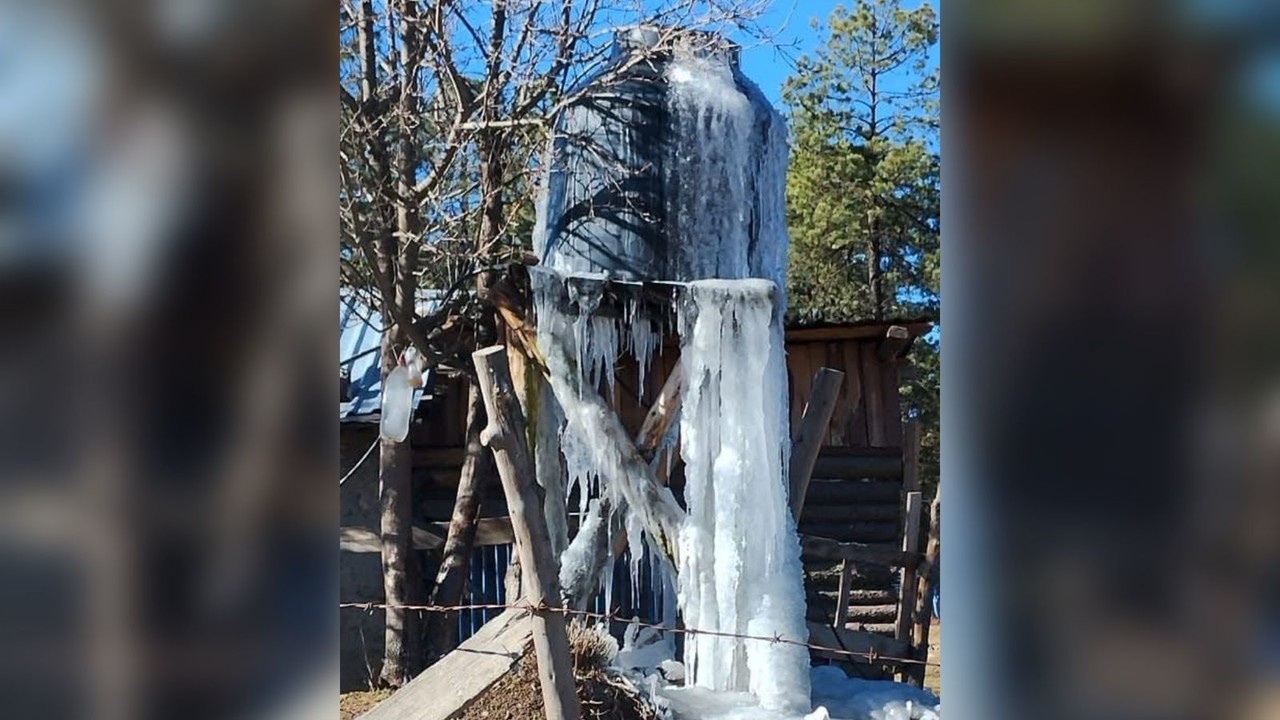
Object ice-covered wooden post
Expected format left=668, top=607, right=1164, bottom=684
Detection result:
left=472, top=345, right=581, bottom=720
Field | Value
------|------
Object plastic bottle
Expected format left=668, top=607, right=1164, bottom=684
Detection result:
left=380, top=363, right=414, bottom=442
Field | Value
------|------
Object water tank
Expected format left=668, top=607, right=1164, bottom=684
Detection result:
left=536, top=27, right=787, bottom=284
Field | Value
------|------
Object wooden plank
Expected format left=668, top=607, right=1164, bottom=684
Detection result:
left=842, top=341, right=868, bottom=446
left=473, top=346, right=582, bottom=720
left=860, top=343, right=886, bottom=447
left=341, top=526, right=443, bottom=553
left=895, top=491, right=923, bottom=680
left=789, top=368, right=845, bottom=520
left=805, top=621, right=912, bottom=664
left=786, top=343, right=814, bottom=433
left=360, top=608, right=531, bottom=720
left=786, top=321, right=932, bottom=343
left=824, top=344, right=849, bottom=444
left=881, top=357, right=904, bottom=446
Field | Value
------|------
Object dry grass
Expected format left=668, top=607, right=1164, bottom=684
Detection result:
left=458, top=621, right=657, bottom=720
left=339, top=688, right=393, bottom=720
left=924, top=619, right=940, bottom=697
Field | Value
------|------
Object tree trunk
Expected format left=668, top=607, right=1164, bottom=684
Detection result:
left=378, top=325, right=413, bottom=687
left=379, top=0, right=422, bottom=687
left=425, top=381, right=495, bottom=659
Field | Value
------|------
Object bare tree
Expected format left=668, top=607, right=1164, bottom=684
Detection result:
left=339, top=0, right=780, bottom=685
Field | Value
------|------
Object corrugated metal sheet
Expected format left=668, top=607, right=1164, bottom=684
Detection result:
left=340, top=293, right=435, bottom=422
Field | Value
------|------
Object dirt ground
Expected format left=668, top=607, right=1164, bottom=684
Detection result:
left=340, top=620, right=942, bottom=718
left=339, top=688, right=392, bottom=720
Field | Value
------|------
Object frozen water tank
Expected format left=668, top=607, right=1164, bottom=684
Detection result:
left=536, top=27, right=784, bottom=283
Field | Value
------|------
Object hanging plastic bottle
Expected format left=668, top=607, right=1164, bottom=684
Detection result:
left=380, top=347, right=419, bottom=443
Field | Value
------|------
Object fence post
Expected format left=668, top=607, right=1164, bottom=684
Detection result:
left=895, top=491, right=923, bottom=684
left=473, top=345, right=581, bottom=720
left=909, top=489, right=941, bottom=687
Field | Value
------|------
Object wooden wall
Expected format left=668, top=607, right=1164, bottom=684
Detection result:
left=349, top=321, right=928, bottom=641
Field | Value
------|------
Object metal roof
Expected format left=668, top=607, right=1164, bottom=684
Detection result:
left=340, top=293, right=434, bottom=423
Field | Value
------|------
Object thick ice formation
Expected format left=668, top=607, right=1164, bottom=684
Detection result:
left=530, top=35, right=887, bottom=720
left=675, top=280, right=809, bottom=714
left=665, top=54, right=790, bottom=292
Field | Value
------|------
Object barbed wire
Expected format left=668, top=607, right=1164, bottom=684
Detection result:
left=339, top=599, right=938, bottom=668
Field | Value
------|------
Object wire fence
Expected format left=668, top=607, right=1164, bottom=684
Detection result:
left=339, top=599, right=939, bottom=668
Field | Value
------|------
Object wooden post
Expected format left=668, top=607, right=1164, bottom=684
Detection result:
left=909, top=489, right=941, bottom=687
left=834, top=561, right=854, bottom=628
left=895, top=491, right=923, bottom=683
left=789, top=368, right=845, bottom=520
left=426, top=381, right=496, bottom=659
left=473, top=346, right=581, bottom=720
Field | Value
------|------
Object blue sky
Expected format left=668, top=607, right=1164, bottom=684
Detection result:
left=732, top=0, right=938, bottom=107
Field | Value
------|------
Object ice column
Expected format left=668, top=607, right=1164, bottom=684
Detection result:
left=676, top=280, right=809, bottom=715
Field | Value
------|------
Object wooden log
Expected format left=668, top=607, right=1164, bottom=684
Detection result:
left=909, top=490, right=941, bottom=688
left=810, top=449, right=903, bottom=479
left=877, top=325, right=911, bottom=362
left=895, top=492, right=923, bottom=682
left=472, top=346, right=581, bottom=720
left=361, top=608, right=531, bottom=720
left=804, top=479, right=903, bottom=504
left=823, top=589, right=898, bottom=604
left=797, top=520, right=901, bottom=544
left=789, top=368, right=846, bottom=519
left=799, top=503, right=902, bottom=522
left=799, top=535, right=918, bottom=570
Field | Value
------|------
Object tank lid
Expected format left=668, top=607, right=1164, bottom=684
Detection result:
left=610, top=26, right=741, bottom=67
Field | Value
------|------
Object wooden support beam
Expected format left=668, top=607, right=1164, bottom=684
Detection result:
left=561, top=359, right=687, bottom=608
left=636, top=358, right=686, bottom=458
left=473, top=346, right=581, bottom=720
left=360, top=608, right=531, bottom=720
left=789, top=368, right=846, bottom=519
left=895, top=491, right=923, bottom=683
left=877, top=325, right=912, bottom=361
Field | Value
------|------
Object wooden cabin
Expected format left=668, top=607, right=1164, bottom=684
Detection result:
left=339, top=317, right=933, bottom=690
